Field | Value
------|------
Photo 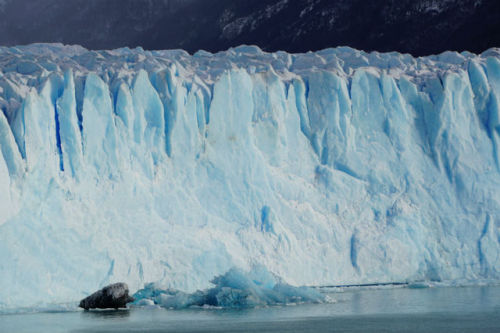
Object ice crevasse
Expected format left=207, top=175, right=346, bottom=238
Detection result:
left=0, top=44, right=500, bottom=310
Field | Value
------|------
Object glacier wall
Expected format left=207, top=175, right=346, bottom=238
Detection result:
left=0, top=44, right=500, bottom=309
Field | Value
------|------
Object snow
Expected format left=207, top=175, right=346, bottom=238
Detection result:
left=0, top=43, right=499, bottom=311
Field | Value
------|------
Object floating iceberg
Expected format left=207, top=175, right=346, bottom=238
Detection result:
left=0, top=43, right=499, bottom=310
left=133, top=266, right=325, bottom=309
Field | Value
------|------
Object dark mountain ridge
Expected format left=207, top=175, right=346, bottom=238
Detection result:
left=0, top=0, right=498, bottom=56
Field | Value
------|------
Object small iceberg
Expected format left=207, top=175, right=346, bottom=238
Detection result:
left=133, top=267, right=326, bottom=309
left=407, top=281, right=432, bottom=289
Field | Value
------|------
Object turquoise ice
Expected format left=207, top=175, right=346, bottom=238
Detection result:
left=0, top=44, right=499, bottom=310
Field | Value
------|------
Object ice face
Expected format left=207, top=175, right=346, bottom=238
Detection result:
left=0, top=44, right=499, bottom=310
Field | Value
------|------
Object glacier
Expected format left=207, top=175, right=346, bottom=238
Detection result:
left=0, top=43, right=500, bottom=310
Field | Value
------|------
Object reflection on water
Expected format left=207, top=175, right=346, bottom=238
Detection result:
left=80, top=309, right=131, bottom=320
left=1, top=285, right=500, bottom=333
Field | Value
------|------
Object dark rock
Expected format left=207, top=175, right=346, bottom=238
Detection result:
left=79, top=283, right=135, bottom=310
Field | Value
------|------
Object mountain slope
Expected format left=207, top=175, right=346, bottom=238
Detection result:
left=0, top=0, right=498, bottom=56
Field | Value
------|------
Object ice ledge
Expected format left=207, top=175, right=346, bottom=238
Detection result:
left=1, top=43, right=498, bottom=121
left=1, top=43, right=498, bottom=84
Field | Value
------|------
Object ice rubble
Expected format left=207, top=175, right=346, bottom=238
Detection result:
left=133, top=266, right=325, bottom=309
left=0, top=43, right=500, bottom=310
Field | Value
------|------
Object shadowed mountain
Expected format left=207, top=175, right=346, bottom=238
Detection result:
left=0, top=0, right=499, bottom=57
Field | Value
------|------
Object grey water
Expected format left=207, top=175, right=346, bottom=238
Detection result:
left=1, top=285, right=500, bottom=333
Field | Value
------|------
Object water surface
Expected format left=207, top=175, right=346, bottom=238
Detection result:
left=1, top=285, right=499, bottom=333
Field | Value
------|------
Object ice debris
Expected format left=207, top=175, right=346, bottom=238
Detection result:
left=133, top=267, right=325, bottom=309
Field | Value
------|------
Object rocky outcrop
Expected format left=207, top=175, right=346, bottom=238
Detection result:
left=79, top=283, right=134, bottom=310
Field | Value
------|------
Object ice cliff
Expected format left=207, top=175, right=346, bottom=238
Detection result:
left=0, top=44, right=500, bottom=310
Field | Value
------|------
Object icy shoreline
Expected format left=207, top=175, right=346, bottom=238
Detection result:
left=2, top=278, right=500, bottom=315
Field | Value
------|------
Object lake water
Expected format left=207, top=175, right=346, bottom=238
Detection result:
left=1, top=285, right=499, bottom=333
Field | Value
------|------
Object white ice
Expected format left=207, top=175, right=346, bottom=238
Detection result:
left=0, top=44, right=499, bottom=310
